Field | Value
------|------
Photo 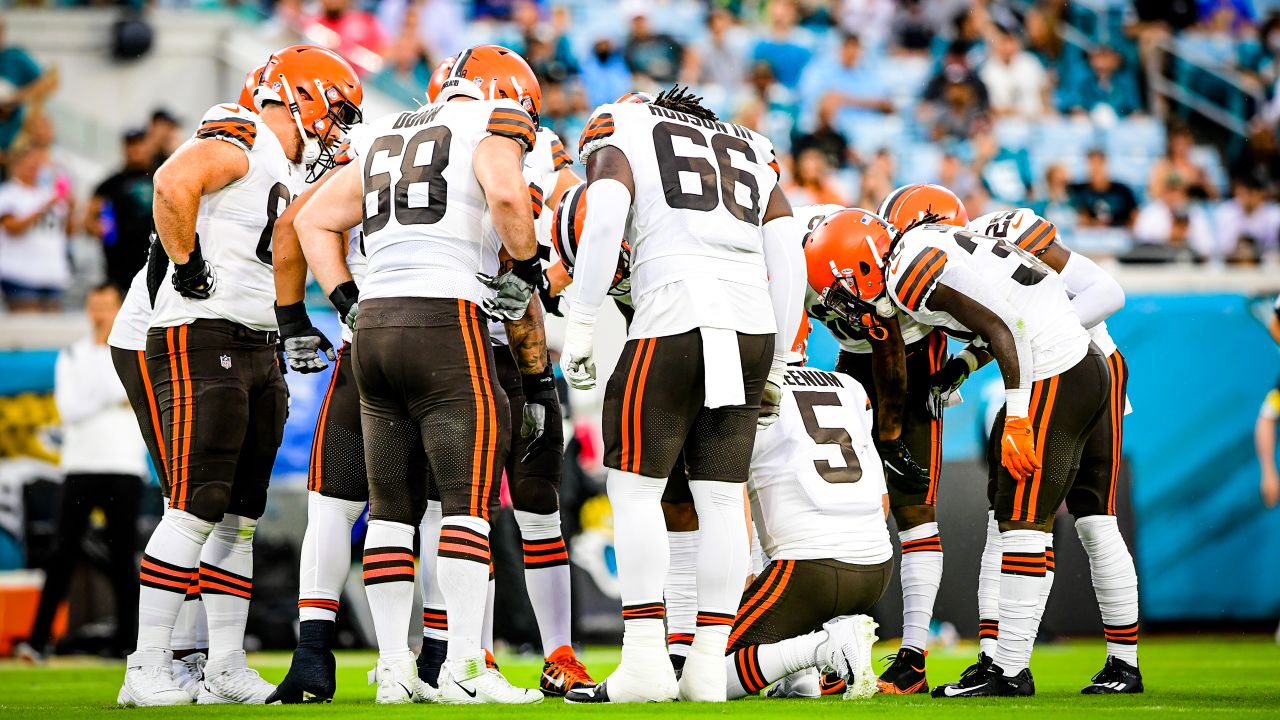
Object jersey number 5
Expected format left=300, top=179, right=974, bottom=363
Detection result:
left=363, top=126, right=452, bottom=235
left=652, top=122, right=761, bottom=224
left=794, top=392, right=862, bottom=484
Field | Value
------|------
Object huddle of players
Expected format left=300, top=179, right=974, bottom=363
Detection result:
left=101, top=35, right=1139, bottom=706
left=548, top=136, right=1144, bottom=697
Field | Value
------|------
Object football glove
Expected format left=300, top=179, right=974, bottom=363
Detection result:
left=478, top=256, right=543, bottom=322
left=875, top=438, right=932, bottom=495
left=328, top=280, right=360, bottom=332
left=560, top=315, right=596, bottom=389
left=1000, top=415, right=1041, bottom=482
left=519, top=365, right=559, bottom=462
left=171, top=235, right=215, bottom=300
left=926, top=356, right=972, bottom=418
left=759, top=362, right=787, bottom=429
left=275, top=301, right=335, bottom=373
left=145, top=232, right=169, bottom=306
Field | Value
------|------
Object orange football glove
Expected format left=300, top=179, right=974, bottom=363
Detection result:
left=1000, top=416, right=1041, bottom=482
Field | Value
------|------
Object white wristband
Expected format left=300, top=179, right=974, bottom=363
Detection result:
left=957, top=348, right=980, bottom=373
left=1006, top=388, right=1031, bottom=418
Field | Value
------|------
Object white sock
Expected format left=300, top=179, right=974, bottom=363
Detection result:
left=199, top=514, right=256, bottom=661
left=515, top=509, right=572, bottom=655
left=136, top=508, right=212, bottom=654
left=1076, top=515, right=1139, bottom=665
left=193, top=595, right=208, bottom=649
left=609, top=471, right=669, bottom=627
left=172, top=596, right=200, bottom=652
left=664, top=530, right=699, bottom=658
left=1033, top=532, right=1056, bottom=629
left=418, top=501, right=447, bottom=641
left=977, top=511, right=1001, bottom=657
left=898, top=521, right=943, bottom=653
left=298, top=493, right=364, bottom=622
left=688, top=481, right=749, bottom=665
left=436, top=515, right=491, bottom=661
left=482, top=573, right=495, bottom=653
left=994, top=529, right=1047, bottom=676
left=363, top=519, right=417, bottom=664
left=725, top=631, right=824, bottom=698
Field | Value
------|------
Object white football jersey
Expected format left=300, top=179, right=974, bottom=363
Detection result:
left=150, top=103, right=305, bottom=331
left=885, top=223, right=1090, bottom=381
left=487, top=127, right=573, bottom=346
left=750, top=367, right=892, bottom=565
left=795, top=203, right=932, bottom=353
left=351, top=99, right=537, bottom=305
left=967, top=208, right=1118, bottom=356
left=108, top=267, right=151, bottom=352
left=579, top=102, right=780, bottom=338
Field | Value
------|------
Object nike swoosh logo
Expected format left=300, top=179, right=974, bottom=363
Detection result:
left=543, top=674, right=565, bottom=688
left=454, top=680, right=477, bottom=698
left=942, top=683, right=986, bottom=696
left=1011, top=216, right=1024, bottom=230
left=911, top=665, right=926, bottom=673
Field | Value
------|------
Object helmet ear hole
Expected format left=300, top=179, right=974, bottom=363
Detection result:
left=859, top=261, right=871, bottom=276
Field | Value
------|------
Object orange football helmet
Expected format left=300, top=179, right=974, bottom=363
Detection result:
left=615, top=91, right=655, bottom=104
left=803, top=208, right=895, bottom=331
left=551, top=182, right=631, bottom=295
left=439, top=45, right=542, bottom=126
left=239, top=64, right=266, bottom=109
left=877, top=183, right=968, bottom=232
left=256, top=45, right=363, bottom=178
left=426, top=55, right=456, bottom=103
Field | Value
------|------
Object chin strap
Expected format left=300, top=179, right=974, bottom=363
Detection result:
left=275, top=75, right=321, bottom=167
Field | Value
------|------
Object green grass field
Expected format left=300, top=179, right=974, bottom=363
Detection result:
left=1, top=636, right=1278, bottom=718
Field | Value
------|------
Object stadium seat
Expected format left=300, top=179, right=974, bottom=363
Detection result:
left=1103, top=117, right=1167, bottom=159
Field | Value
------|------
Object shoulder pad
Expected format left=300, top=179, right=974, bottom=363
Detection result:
left=969, top=208, right=1057, bottom=256
left=486, top=101, right=536, bottom=152
left=194, top=103, right=258, bottom=152
left=890, top=244, right=948, bottom=312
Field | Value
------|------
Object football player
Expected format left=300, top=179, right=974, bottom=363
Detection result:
left=939, top=208, right=1140, bottom=694
left=294, top=44, right=546, bottom=705
left=412, top=56, right=595, bottom=698
left=805, top=208, right=1110, bottom=697
left=118, top=46, right=363, bottom=707
left=560, top=86, right=807, bottom=703
left=108, top=260, right=208, bottom=700
left=725, top=364, right=890, bottom=701
left=798, top=197, right=941, bottom=694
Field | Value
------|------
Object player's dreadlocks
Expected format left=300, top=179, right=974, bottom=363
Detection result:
left=899, top=210, right=947, bottom=237
left=653, top=84, right=719, bottom=122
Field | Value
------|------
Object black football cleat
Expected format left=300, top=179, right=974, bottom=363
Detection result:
left=819, top=671, right=847, bottom=695
left=931, top=662, right=1034, bottom=698
left=994, top=667, right=1035, bottom=696
left=877, top=647, right=929, bottom=694
left=564, top=681, right=610, bottom=704
left=931, top=652, right=993, bottom=698
left=267, top=648, right=336, bottom=703
left=267, top=620, right=337, bottom=704
left=669, top=654, right=686, bottom=680
left=1081, top=656, right=1144, bottom=694
left=417, top=637, right=448, bottom=686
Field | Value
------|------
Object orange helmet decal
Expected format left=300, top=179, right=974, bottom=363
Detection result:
left=877, top=183, right=968, bottom=232
left=441, top=45, right=542, bottom=126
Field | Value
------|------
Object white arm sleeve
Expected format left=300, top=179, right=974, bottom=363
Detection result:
left=1059, top=251, right=1124, bottom=329
left=564, top=179, right=631, bottom=324
left=761, top=214, right=807, bottom=362
left=931, top=263, right=1034, bottom=414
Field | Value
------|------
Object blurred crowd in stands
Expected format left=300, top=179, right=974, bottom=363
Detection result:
left=4, top=1, right=1280, bottom=313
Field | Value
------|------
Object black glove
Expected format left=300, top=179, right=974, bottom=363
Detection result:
left=145, top=233, right=170, bottom=306
left=275, top=301, right=335, bottom=374
left=538, top=278, right=562, bottom=317
left=925, top=356, right=971, bottom=418
left=171, top=235, right=215, bottom=299
left=328, top=280, right=360, bottom=331
left=478, top=255, right=544, bottom=322
left=519, top=365, right=559, bottom=462
left=875, top=438, right=932, bottom=496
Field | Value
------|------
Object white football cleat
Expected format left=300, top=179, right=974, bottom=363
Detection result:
left=197, top=650, right=276, bottom=704
left=173, top=651, right=206, bottom=700
left=766, top=668, right=821, bottom=698
left=820, top=615, right=879, bottom=700
left=368, top=658, right=438, bottom=704
left=118, top=649, right=194, bottom=706
left=678, top=642, right=728, bottom=702
left=438, top=655, right=542, bottom=705
left=566, top=645, right=677, bottom=703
